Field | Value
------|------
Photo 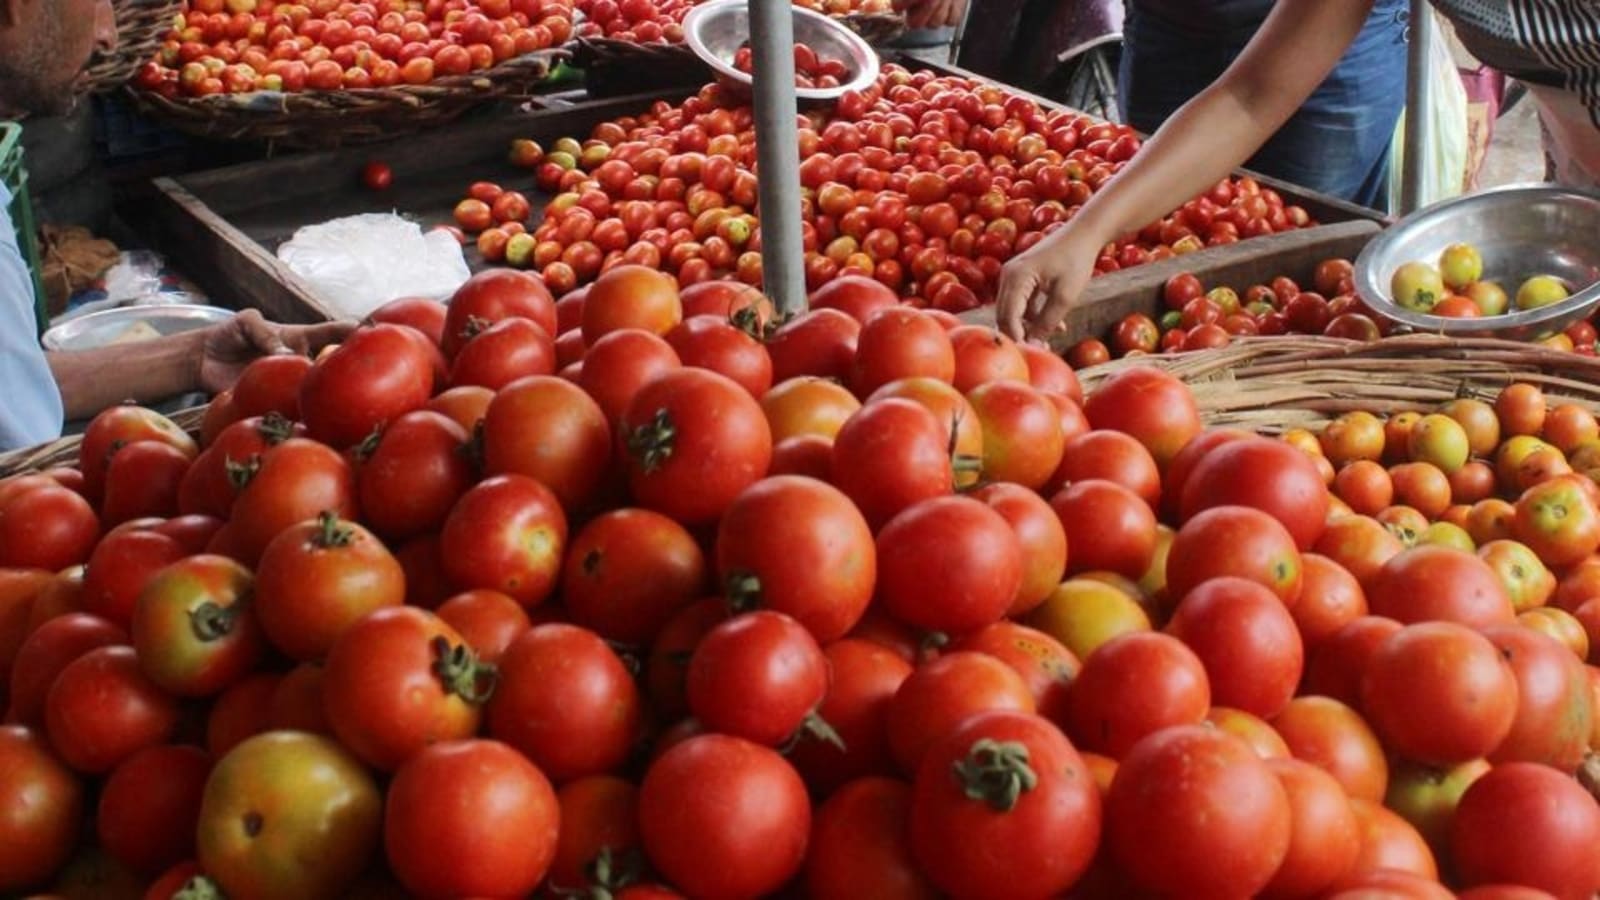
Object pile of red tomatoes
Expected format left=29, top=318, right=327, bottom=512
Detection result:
left=572, top=0, right=894, bottom=45
left=452, top=63, right=1316, bottom=310
left=2, top=265, right=1597, bottom=900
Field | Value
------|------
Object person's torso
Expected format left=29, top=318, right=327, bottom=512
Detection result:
left=1128, top=0, right=1276, bottom=37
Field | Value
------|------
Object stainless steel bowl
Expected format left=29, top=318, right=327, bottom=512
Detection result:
left=683, top=0, right=879, bottom=103
left=42, top=303, right=235, bottom=351
left=1353, top=184, right=1600, bottom=340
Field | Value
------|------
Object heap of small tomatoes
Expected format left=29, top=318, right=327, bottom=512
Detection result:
left=1077, top=259, right=1600, bottom=366
left=451, top=63, right=1315, bottom=311
left=571, top=0, right=895, bottom=45
left=2, top=265, right=1599, bottom=900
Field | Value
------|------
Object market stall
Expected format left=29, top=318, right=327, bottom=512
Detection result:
left=2, top=0, right=1600, bottom=897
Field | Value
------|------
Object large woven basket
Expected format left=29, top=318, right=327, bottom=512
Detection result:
left=80, top=0, right=183, bottom=94
left=0, top=405, right=207, bottom=479
left=1078, top=334, right=1600, bottom=432
left=128, top=48, right=566, bottom=148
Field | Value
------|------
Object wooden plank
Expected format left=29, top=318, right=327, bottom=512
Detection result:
left=959, top=219, right=1382, bottom=349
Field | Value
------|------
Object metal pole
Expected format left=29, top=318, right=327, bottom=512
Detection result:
left=749, top=0, right=808, bottom=315
left=1400, top=0, right=1435, bottom=215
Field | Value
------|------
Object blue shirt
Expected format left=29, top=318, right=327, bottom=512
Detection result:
left=0, top=182, right=63, bottom=451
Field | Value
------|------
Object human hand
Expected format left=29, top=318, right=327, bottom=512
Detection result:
left=994, top=226, right=1101, bottom=342
left=197, top=309, right=354, bottom=395
left=905, top=0, right=965, bottom=29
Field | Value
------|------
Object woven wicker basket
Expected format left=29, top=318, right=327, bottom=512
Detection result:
left=80, top=0, right=183, bottom=94
left=1078, top=334, right=1600, bottom=432
left=0, top=406, right=207, bottom=479
left=127, top=48, right=566, bottom=148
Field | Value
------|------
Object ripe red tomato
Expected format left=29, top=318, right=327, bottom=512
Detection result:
left=1166, top=576, right=1303, bottom=718
left=132, top=554, right=266, bottom=698
left=1082, top=367, right=1202, bottom=468
left=180, top=414, right=305, bottom=519
left=644, top=599, right=729, bottom=722
left=442, top=268, right=558, bottom=358
left=687, top=610, right=828, bottom=746
left=1050, top=479, right=1157, bottom=578
left=433, top=589, right=528, bottom=665
left=766, top=308, right=863, bottom=384
left=356, top=410, right=473, bottom=541
left=1361, top=621, right=1518, bottom=765
left=482, top=375, right=612, bottom=512
left=487, top=624, right=643, bottom=782
left=876, top=495, right=1023, bottom=634
left=323, top=606, right=491, bottom=771
left=619, top=368, right=772, bottom=525
left=230, top=353, right=313, bottom=420
left=298, top=323, right=436, bottom=449
left=1107, top=725, right=1291, bottom=898
left=1053, top=428, right=1161, bottom=507
left=1064, top=632, right=1209, bottom=758
left=196, top=732, right=381, bottom=900
left=45, top=645, right=179, bottom=773
left=1182, top=436, right=1326, bottom=549
left=948, top=325, right=1030, bottom=393
left=850, top=307, right=956, bottom=397
left=1019, top=341, right=1084, bottom=405
left=548, top=775, right=641, bottom=895
left=4, top=613, right=126, bottom=726
left=77, top=405, right=197, bottom=502
left=1450, top=762, right=1600, bottom=898
left=807, top=777, right=938, bottom=899
left=560, top=508, right=705, bottom=647
left=582, top=264, right=683, bottom=342
left=665, top=315, right=774, bottom=398
left=808, top=274, right=900, bottom=323
left=0, top=725, right=83, bottom=893
left=1261, top=757, right=1363, bottom=898
left=911, top=711, right=1101, bottom=898
left=227, top=437, right=358, bottom=565
left=971, top=481, right=1069, bottom=617
left=715, top=475, right=876, bottom=643
left=385, top=739, right=559, bottom=898
left=1480, top=624, right=1594, bottom=770
left=253, top=513, right=404, bottom=662
left=578, top=328, right=682, bottom=425
left=788, top=640, right=914, bottom=795
left=886, top=651, right=1036, bottom=775
left=440, top=474, right=568, bottom=608
left=1293, top=551, right=1369, bottom=649
left=101, top=440, right=190, bottom=526
left=447, top=317, right=556, bottom=390
left=969, top=381, right=1067, bottom=490
left=1367, top=545, right=1515, bottom=628
left=97, top=744, right=210, bottom=877
left=368, top=295, right=447, bottom=346
left=1166, top=504, right=1304, bottom=605
left=0, top=482, right=99, bottom=571
left=206, top=671, right=280, bottom=758
left=79, top=528, right=185, bottom=630
left=639, top=735, right=809, bottom=896
left=679, top=279, right=775, bottom=327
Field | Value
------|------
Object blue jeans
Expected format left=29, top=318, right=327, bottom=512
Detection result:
left=1118, top=0, right=1408, bottom=211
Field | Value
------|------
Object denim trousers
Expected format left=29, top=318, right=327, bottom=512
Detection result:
left=1118, top=1, right=1409, bottom=211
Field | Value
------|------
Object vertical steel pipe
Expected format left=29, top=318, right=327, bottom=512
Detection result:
left=748, top=0, right=808, bottom=314
left=1400, top=0, right=1435, bottom=215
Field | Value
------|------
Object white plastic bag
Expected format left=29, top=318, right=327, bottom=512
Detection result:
left=1386, top=10, right=1470, bottom=210
left=276, top=213, right=471, bottom=320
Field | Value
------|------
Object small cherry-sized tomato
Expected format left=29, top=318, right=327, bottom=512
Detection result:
left=361, top=160, right=392, bottom=191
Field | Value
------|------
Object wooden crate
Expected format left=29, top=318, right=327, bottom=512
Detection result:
left=959, top=219, right=1382, bottom=347
left=133, top=59, right=1383, bottom=325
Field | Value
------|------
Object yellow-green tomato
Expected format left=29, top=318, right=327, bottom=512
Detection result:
left=1515, top=275, right=1570, bottom=310
left=1466, top=280, right=1509, bottom=316
left=1391, top=261, right=1445, bottom=312
left=1407, top=413, right=1471, bottom=474
left=1438, top=242, right=1483, bottom=292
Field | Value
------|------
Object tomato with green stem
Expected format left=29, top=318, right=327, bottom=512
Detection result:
left=132, top=554, right=266, bottom=698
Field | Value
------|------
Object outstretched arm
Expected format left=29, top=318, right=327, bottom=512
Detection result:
left=995, top=0, right=1377, bottom=340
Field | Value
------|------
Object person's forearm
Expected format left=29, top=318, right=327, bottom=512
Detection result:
left=47, top=330, right=206, bottom=420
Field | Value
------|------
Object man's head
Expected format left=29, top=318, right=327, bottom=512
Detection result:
left=0, top=0, right=116, bottom=115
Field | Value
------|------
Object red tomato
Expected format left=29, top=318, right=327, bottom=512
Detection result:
left=442, top=268, right=558, bottom=358
left=254, top=513, right=404, bottom=661
left=4, top=613, right=126, bottom=726
left=77, top=405, right=197, bottom=503
left=766, top=308, right=862, bottom=384
left=1053, top=428, right=1161, bottom=507
left=45, top=645, right=179, bottom=773
left=876, top=495, right=1023, bottom=635
left=1166, top=576, right=1303, bottom=718
left=482, top=376, right=611, bottom=512
left=487, top=624, right=643, bottom=782
left=1480, top=624, right=1594, bottom=770
left=1345, top=797, right=1440, bottom=883
left=356, top=410, right=473, bottom=541
left=1293, top=552, right=1369, bottom=649
left=644, top=599, right=729, bottom=722
left=1368, top=545, right=1515, bottom=628
left=951, top=619, right=1079, bottom=723
left=1106, top=726, right=1291, bottom=898
left=548, top=775, right=641, bottom=895
left=886, top=651, right=1036, bottom=775
left=1261, top=757, right=1363, bottom=898
left=102, top=440, right=192, bottom=526
left=664, top=315, right=774, bottom=398
left=1019, top=341, right=1084, bottom=406
left=1064, top=632, right=1209, bottom=758
left=679, top=280, right=774, bottom=327
left=132, top=554, right=266, bottom=697
left=1166, top=504, right=1304, bottom=605
left=180, top=414, right=305, bottom=519
left=368, top=295, right=447, bottom=346
left=1450, top=762, right=1600, bottom=898
left=1083, top=366, right=1202, bottom=467
left=323, top=606, right=491, bottom=771
left=715, top=475, right=876, bottom=643
left=1514, top=475, right=1600, bottom=567
left=1181, top=436, right=1331, bottom=550
left=970, top=381, right=1068, bottom=490
left=385, top=739, right=559, bottom=898
left=577, top=329, right=682, bottom=427
left=435, top=589, right=530, bottom=665
left=1361, top=621, right=1517, bottom=765
left=230, top=354, right=313, bottom=420
left=1160, top=427, right=1254, bottom=520
left=971, top=481, right=1069, bottom=617
left=226, top=438, right=359, bottom=566
left=582, top=264, right=683, bottom=342
left=0, top=725, right=83, bottom=893
left=196, top=732, right=381, bottom=900
left=1051, top=479, right=1157, bottom=578
left=807, top=777, right=937, bottom=899
left=850, top=307, right=956, bottom=397
left=911, top=711, right=1101, bottom=898
left=447, top=317, right=556, bottom=391
left=97, top=744, right=211, bottom=876
left=808, top=273, right=900, bottom=323
left=619, top=368, right=772, bottom=525
left=440, top=474, right=568, bottom=608
left=80, top=528, right=186, bottom=630
left=638, top=735, right=810, bottom=898
left=0, top=483, right=100, bottom=571
left=788, top=639, right=914, bottom=795
left=559, top=508, right=704, bottom=647
left=205, top=672, right=280, bottom=758
left=298, top=323, right=437, bottom=449
left=688, top=610, right=828, bottom=746
left=948, top=325, right=1029, bottom=393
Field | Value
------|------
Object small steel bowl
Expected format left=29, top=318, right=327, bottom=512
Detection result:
left=1354, top=184, right=1600, bottom=340
left=42, top=303, right=235, bottom=352
left=684, top=0, right=879, bottom=103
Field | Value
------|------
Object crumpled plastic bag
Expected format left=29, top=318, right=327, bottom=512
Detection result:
left=276, top=213, right=470, bottom=320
